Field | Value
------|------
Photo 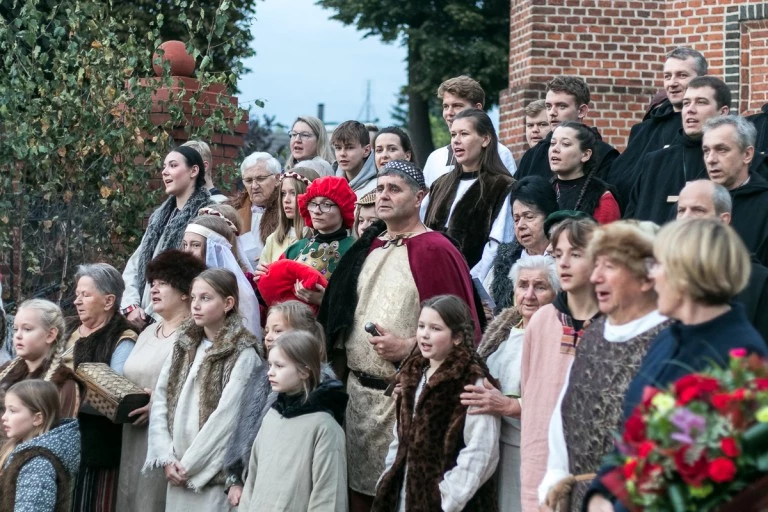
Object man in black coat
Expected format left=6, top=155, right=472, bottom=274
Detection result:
left=676, top=180, right=768, bottom=343
left=703, top=115, right=768, bottom=266
left=515, top=76, right=619, bottom=181
left=606, top=47, right=708, bottom=210
left=624, top=76, right=730, bottom=224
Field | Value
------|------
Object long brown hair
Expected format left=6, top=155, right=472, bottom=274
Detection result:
left=276, top=167, right=320, bottom=244
left=0, top=381, right=61, bottom=468
left=420, top=295, right=476, bottom=350
left=425, top=109, right=509, bottom=227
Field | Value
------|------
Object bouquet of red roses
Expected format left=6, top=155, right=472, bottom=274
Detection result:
left=602, top=349, right=768, bottom=511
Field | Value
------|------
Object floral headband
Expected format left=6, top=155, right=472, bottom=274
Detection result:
left=280, top=171, right=312, bottom=186
left=197, top=207, right=240, bottom=236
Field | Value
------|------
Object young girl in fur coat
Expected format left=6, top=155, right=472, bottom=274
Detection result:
left=373, top=295, right=501, bottom=512
left=239, top=330, right=348, bottom=511
left=145, top=268, right=262, bottom=511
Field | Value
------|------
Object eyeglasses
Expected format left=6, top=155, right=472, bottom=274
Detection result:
left=644, top=257, right=659, bottom=275
left=289, top=131, right=316, bottom=141
left=307, top=201, right=337, bottom=213
left=243, top=175, right=274, bottom=186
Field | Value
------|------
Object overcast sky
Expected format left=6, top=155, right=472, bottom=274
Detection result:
left=237, top=0, right=407, bottom=128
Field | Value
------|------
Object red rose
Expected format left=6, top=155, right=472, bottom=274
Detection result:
left=712, top=393, right=731, bottom=411
left=638, top=440, right=655, bottom=458
left=674, top=446, right=709, bottom=486
left=623, top=458, right=638, bottom=479
left=675, top=375, right=720, bottom=405
left=623, top=413, right=647, bottom=445
left=721, top=437, right=740, bottom=458
left=755, top=378, right=768, bottom=391
left=732, top=388, right=747, bottom=400
left=708, top=457, right=737, bottom=483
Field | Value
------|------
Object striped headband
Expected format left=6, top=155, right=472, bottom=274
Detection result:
left=197, top=207, right=240, bottom=236
left=280, top=171, right=312, bottom=186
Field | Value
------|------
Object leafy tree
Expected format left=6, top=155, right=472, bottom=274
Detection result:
left=0, top=0, right=248, bottom=308
left=109, top=0, right=258, bottom=84
left=317, top=0, right=510, bottom=165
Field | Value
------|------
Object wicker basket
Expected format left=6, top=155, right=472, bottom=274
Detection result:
left=76, top=362, right=150, bottom=423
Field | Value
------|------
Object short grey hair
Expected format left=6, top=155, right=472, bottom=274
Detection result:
left=702, top=115, right=757, bottom=152
left=75, top=263, right=124, bottom=311
left=508, top=255, right=560, bottom=294
left=667, top=47, right=708, bottom=76
left=240, top=152, right=281, bottom=176
left=710, top=181, right=733, bottom=215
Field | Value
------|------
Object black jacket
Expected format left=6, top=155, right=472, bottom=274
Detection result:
left=606, top=99, right=681, bottom=211
left=736, top=256, right=768, bottom=344
left=731, top=172, right=768, bottom=266
left=748, top=103, right=768, bottom=155
left=624, top=130, right=707, bottom=224
left=515, top=129, right=620, bottom=181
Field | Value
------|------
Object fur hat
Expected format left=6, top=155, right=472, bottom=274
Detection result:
left=146, top=249, right=207, bottom=294
left=297, top=176, right=357, bottom=229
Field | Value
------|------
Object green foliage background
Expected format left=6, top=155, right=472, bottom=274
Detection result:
left=0, top=0, right=253, bottom=309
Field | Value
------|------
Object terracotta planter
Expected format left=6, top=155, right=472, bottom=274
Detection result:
left=152, top=40, right=195, bottom=77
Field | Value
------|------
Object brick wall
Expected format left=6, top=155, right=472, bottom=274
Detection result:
left=498, top=0, right=768, bottom=159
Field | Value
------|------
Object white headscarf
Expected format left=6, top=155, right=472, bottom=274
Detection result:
left=185, top=224, right=262, bottom=339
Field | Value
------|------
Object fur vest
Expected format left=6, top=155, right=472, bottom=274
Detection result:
left=69, top=314, right=136, bottom=468
left=166, top=314, right=260, bottom=433
left=489, top=241, right=524, bottom=314
left=477, top=307, right=523, bottom=360
left=232, top=188, right=280, bottom=244
left=373, top=346, right=498, bottom=512
left=426, top=172, right=514, bottom=269
left=71, top=313, right=137, bottom=369
left=0, top=357, right=83, bottom=418
left=0, top=446, right=69, bottom=511
left=137, top=186, right=212, bottom=293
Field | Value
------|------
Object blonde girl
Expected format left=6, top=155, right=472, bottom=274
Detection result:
left=0, top=299, right=81, bottom=419
left=239, top=331, right=348, bottom=511
left=0, top=380, right=81, bottom=511
left=261, top=167, right=321, bottom=265
left=145, top=268, right=262, bottom=511
left=224, top=300, right=324, bottom=506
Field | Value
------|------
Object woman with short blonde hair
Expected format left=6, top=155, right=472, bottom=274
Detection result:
left=584, top=218, right=768, bottom=511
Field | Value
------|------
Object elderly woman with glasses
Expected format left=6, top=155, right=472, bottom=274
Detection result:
left=285, top=115, right=336, bottom=172
left=256, top=176, right=357, bottom=309
left=539, top=221, right=672, bottom=512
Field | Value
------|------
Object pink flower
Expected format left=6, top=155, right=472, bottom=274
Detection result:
left=730, top=348, right=747, bottom=359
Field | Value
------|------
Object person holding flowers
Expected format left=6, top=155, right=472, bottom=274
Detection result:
left=585, top=218, right=768, bottom=512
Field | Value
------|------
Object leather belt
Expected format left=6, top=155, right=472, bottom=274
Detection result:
left=351, top=370, right=389, bottom=390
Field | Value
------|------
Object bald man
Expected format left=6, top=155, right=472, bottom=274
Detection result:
left=677, top=180, right=768, bottom=342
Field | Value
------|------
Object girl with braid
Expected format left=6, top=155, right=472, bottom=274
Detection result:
left=548, top=122, right=620, bottom=224
left=0, top=300, right=82, bottom=426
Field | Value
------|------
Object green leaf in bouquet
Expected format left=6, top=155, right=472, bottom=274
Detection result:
left=755, top=452, right=768, bottom=472
left=667, top=482, right=688, bottom=512
left=742, top=422, right=768, bottom=454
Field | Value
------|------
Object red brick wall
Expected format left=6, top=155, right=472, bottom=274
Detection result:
left=499, top=0, right=768, bottom=159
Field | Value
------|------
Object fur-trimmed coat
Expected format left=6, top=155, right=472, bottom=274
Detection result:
left=0, top=357, right=83, bottom=421
left=477, top=307, right=523, bottom=360
left=372, top=346, right=500, bottom=512
left=145, top=313, right=262, bottom=491
left=0, top=418, right=80, bottom=512
left=425, top=172, right=514, bottom=269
